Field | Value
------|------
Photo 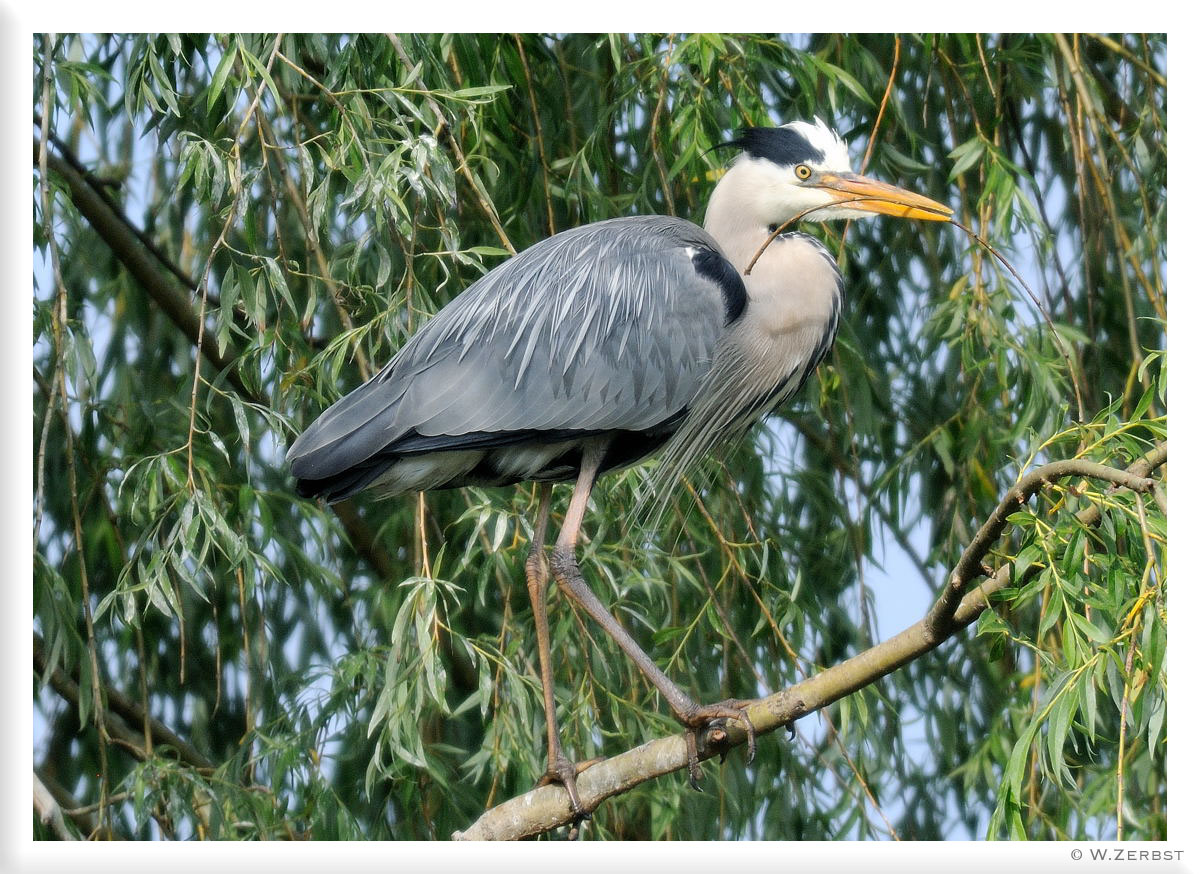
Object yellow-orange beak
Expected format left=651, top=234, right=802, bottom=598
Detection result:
left=814, top=172, right=953, bottom=222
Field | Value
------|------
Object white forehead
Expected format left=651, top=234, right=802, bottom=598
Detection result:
left=783, top=119, right=851, bottom=172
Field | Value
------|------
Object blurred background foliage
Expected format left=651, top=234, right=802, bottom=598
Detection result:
left=33, top=33, right=1165, bottom=840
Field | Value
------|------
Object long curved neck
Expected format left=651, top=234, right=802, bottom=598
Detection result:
left=702, top=163, right=776, bottom=275
left=701, top=161, right=843, bottom=341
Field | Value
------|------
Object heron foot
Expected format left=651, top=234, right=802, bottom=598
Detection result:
left=679, top=699, right=756, bottom=790
left=537, top=753, right=604, bottom=823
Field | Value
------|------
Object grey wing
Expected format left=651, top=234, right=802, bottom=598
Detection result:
left=287, top=216, right=742, bottom=494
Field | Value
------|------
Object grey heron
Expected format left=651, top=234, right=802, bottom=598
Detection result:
left=288, top=119, right=951, bottom=815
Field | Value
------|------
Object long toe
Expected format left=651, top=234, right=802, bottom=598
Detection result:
left=537, top=753, right=592, bottom=821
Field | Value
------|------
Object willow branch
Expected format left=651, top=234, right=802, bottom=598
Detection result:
left=35, top=140, right=264, bottom=406
left=33, top=770, right=77, bottom=840
left=455, top=443, right=1166, bottom=840
left=926, top=455, right=1160, bottom=638
left=32, top=112, right=208, bottom=300
left=34, top=632, right=215, bottom=772
left=36, top=768, right=130, bottom=840
left=512, top=34, right=557, bottom=235
left=387, top=35, right=516, bottom=256
left=36, top=135, right=397, bottom=580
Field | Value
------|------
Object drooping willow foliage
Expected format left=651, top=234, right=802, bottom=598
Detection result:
left=33, top=33, right=1165, bottom=840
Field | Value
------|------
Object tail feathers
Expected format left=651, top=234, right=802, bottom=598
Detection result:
left=294, top=457, right=397, bottom=503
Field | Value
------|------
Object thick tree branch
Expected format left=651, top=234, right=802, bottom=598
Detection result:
left=454, top=443, right=1166, bottom=840
left=36, top=135, right=399, bottom=581
left=32, top=113, right=210, bottom=299
left=33, top=770, right=77, bottom=840
left=33, top=632, right=215, bottom=772
left=35, top=140, right=264, bottom=406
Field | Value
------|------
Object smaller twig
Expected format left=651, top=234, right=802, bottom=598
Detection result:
left=975, top=34, right=998, bottom=103
left=63, top=792, right=133, bottom=817
left=926, top=458, right=1155, bottom=639
left=946, top=218, right=1087, bottom=423
left=1151, top=482, right=1167, bottom=517
left=648, top=34, right=677, bottom=216
left=825, top=715, right=901, bottom=840
left=186, top=33, right=284, bottom=491
left=236, top=565, right=257, bottom=761
left=745, top=197, right=913, bottom=276
left=257, top=103, right=371, bottom=382
left=860, top=35, right=901, bottom=175
left=1116, top=637, right=1137, bottom=840
left=513, top=35, right=556, bottom=235
left=275, top=50, right=370, bottom=165
left=32, top=341, right=60, bottom=554
left=387, top=35, right=516, bottom=256
left=34, top=633, right=215, bottom=772
left=680, top=479, right=803, bottom=669
left=1087, top=34, right=1166, bottom=88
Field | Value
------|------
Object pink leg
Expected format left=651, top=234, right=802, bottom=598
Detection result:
left=548, top=441, right=755, bottom=789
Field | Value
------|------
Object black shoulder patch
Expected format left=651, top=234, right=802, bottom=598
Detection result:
left=690, top=247, right=747, bottom=325
left=722, top=126, right=824, bottom=167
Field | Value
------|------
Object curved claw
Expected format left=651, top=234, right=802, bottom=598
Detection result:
left=739, top=710, right=757, bottom=764
left=685, top=731, right=704, bottom=791
left=706, top=700, right=756, bottom=763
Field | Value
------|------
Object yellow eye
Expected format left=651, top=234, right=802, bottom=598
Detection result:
left=795, top=164, right=812, bottom=180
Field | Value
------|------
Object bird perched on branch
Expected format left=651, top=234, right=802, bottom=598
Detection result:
left=288, top=119, right=951, bottom=817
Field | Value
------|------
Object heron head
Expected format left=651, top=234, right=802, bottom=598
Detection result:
left=717, top=119, right=952, bottom=226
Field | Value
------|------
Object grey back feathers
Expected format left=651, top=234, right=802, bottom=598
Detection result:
left=289, top=130, right=849, bottom=508
left=288, top=216, right=769, bottom=499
